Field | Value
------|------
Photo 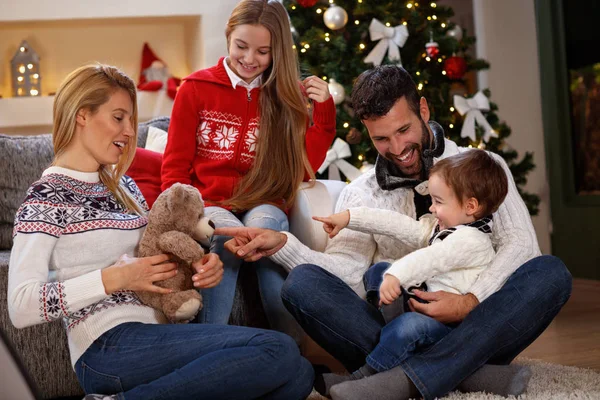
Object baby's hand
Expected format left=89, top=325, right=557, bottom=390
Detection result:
left=312, top=210, right=350, bottom=238
left=379, top=275, right=402, bottom=305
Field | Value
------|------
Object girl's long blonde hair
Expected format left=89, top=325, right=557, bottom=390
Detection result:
left=224, top=0, right=315, bottom=211
left=52, top=64, right=143, bottom=215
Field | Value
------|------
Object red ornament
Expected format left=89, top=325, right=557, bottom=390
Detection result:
left=297, top=0, right=318, bottom=7
left=425, top=41, right=439, bottom=58
left=444, top=56, right=467, bottom=80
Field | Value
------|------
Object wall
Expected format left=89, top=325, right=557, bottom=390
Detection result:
left=0, top=0, right=241, bottom=94
left=473, top=0, right=552, bottom=254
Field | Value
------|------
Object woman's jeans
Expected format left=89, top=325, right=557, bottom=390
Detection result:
left=75, top=322, right=314, bottom=400
left=199, top=205, right=302, bottom=342
left=281, top=255, right=572, bottom=400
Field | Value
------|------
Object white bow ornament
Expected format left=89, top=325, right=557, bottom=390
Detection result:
left=453, top=91, right=498, bottom=143
left=318, top=138, right=362, bottom=181
left=364, top=19, right=409, bottom=67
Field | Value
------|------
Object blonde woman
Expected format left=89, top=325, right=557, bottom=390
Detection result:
left=8, top=64, right=314, bottom=400
left=161, top=0, right=336, bottom=333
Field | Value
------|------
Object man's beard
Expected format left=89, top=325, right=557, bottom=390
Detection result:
left=384, top=119, right=431, bottom=179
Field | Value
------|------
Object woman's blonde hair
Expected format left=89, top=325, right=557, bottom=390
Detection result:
left=224, top=0, right=315, bottom=211
left=52, top=63, right=144, bottom=215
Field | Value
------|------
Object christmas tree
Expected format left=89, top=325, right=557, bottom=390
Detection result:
left=287, top=0, right=540, bottom=215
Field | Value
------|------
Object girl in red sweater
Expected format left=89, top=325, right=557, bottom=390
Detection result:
left=161, top=0, right=336, bottom=338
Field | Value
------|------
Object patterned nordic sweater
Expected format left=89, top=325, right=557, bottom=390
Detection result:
left=346, top=208, right=495, bottom=295
left=8, top=167, right=166, bottom=367
left=271, top=139, right=541, bottom=302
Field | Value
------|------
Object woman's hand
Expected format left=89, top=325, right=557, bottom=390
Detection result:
left=312, top=210, right=350, bottom=238
left=191, top=253, right=224, bottom=289
left=303, top=76, right=331, bottom=103
left=102, top=254, right=178, bottom=295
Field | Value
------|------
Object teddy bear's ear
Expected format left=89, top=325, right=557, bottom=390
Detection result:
left=166, top=183, right=187, bottom=212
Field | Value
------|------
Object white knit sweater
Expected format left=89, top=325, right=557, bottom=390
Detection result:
left=271, top=140, right=541, bottom=301
left=347, top=208, right=494, bottom=295
left=8, top=167, right=166, bottom=367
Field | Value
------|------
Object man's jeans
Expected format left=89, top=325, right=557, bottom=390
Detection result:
left=199, top=205, right=303, bottom=342
left=75, top=322, right=314, bottom=400
left=281, top=256, right=572, bottom=400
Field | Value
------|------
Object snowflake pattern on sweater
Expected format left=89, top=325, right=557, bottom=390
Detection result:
left=13, top=173, right=149, bottom=329
left=195, top=110, right=259, bottom=165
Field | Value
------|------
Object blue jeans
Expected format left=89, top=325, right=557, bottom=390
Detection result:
left=199, top=205, right=302, bottom=342
left=74, top=322, right=314, bottom=400
left=281, top=256, right=572, bottom=400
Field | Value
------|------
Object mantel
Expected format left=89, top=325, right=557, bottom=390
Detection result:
left=0, top=91, right=174, bottom=133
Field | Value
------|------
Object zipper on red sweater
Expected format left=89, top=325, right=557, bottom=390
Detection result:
left=247, top=90, right=251, bottom=102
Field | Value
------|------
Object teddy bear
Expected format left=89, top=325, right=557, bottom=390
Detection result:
left=136, top=183, right=215, bottom=323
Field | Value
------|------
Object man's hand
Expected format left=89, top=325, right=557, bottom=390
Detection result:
left=191, top=253, right=223, bottom=289
left=379, top=275, right=402, bottom=305
left=214, top=227, right=288, bottom=262
left=408, top=290, right=480, bottom=324
left=312, top=210, right=350, bottom=238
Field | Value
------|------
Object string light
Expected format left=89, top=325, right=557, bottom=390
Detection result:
left=325, top=37, right=330, bottom=42
left=343, top=122, right=350, bottom=128
left=291, top=5, right=296, bottom=10
left=425, top=56, right=431, bottom=61
left=325, top=33, right=330, bottom=36
left=406, top=3, right=413, bottom=9
left=17, top=76, right=23, bottom=82
left=450, top=106, right=455, bottom=112
left=416, top=71, right=421, bottom=75
left=358, top=154, right=364, bottom=161
left=430, top=2, right=437, bottom=7
left=20, top=46, right=25, bottom=52
left=301, top=48, right=307, bottom=53
left=386, top=22, right=391, bottom=27
left=316, top=8, right=322, bottom=14
left=18, top=65, right=26, bottom=73
left=304, top=43, right=310, bottom=49
left=432, top=15, right=437, bottom=20
left=438, top=58, right=442, bottom=63
left=359, top=43, right=366, bottom=49
left=449, top=124, right=454, bottom=128
left=323, top=76, right=328, bottom=80
left=427, top=16, right=432, bottom=20
left=30, top=89, right=38, bottom=96
left=403, top=21, right=407, bottom=25
left=358, top=0, right=362, bottom=3
left=415, top=2, right=419, bottom=6
left=418, top=83, right=424, bottom=90
left=292, top=45, right=297, bottom=49
left=355, top=20, right=360, bottom=25
left=329, top=0, right=334, bottom=3
left=441, top=23, right=446, bottom=28
left=27, top=64, right=33, bottom=70
left=442, top=70, right=447, bottom=75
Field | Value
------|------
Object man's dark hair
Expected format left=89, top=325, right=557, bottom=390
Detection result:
left=350, top=65, right=421, bottom=120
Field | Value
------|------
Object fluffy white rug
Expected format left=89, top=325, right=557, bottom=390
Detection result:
left=307, top=358, right=600, bottom=400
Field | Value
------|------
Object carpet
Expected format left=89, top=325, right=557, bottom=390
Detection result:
left=307, top=358, right=600, bottom=400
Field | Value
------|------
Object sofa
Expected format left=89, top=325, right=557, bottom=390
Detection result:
left=0, top=117, right=346, bottom=399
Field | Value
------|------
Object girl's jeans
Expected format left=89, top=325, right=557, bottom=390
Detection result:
left=198, top=205, right=303, bottom=342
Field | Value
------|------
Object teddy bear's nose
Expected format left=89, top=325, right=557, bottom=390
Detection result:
left=208, top=220, right=215, bottom=230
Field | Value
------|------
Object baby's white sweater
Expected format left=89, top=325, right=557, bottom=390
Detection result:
left=8, top=167, right=166, bottom=367
left=347, top=208, right=494, bottom=295
left=271, top=140, right=541, bottom=301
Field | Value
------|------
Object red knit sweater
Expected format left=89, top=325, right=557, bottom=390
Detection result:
left=161, top=58, right=337, bottom=209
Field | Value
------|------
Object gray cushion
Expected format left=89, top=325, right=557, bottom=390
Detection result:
left=0, top=134, right=54, bottom=250
left=138, top=116, right=170, bottom=148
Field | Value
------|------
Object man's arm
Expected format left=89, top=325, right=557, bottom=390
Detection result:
left=218, top=187, right=379, bottom=296
left=467, top=153, right=541, bottom=302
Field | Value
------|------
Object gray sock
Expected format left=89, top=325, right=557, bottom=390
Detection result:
left=314, top=372, right=354, bottom=397
left=330, top=365, right=419, bottom=400
left=351, top=364, right=378, bottom=379
left=458, top=364, right=533, bottom=396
